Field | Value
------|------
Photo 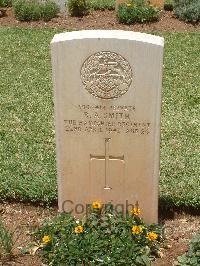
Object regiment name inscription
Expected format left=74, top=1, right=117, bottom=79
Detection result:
left=64, top=104, right=150, bottom=135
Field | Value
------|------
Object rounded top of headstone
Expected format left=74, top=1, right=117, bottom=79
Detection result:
left=51, top=30, right=164, bottom=47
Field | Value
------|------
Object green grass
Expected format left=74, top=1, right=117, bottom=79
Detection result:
left=0, top=28, right=60, bottom=205
left=0, top=28, right=199, bottom=210
left=87, top=0, right=115, bottom=10
left=160, top=32, right=200, bottom=210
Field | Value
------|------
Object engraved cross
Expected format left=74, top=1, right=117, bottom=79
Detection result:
left=90, top=138, right=124, bottom=189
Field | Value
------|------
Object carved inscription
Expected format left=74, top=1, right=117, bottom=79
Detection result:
left=64, top=105, right=150, bottom=135
left=81, top=51, right=133, bottom=99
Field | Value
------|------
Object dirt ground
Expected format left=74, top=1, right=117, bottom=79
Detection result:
left=0, top=203, right=199, bottom=265
left=0, top=8, right=199, bottom=31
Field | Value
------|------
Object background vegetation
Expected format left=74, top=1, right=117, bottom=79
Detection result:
left=67, top=0, right=88, bottom=17
left=174, top=0, right=200, bottom=23
left=117, top=1, right=160, bottom=24
left=0, top=0, right=12, bottom=7
left=176, top=232, right=200, bottom=266
left=164, top=0, right=174, bottom=11
left=0, top=28, right=199, bottom=212
left=12, top=0, right=59, bottom=21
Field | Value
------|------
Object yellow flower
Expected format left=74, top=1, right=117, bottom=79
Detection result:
left=146, top=232, right=158, bottom=241
left=132, top=225, right=143, bottom=235
left=126, top=3, right=132, bottom=7
left=130, top=207, right=141, bottom=216
left=74, top=225, right=84, bottom=234
left=42, top=235, right=51, bottom=244
left=92, top=201, right=102, bottom=209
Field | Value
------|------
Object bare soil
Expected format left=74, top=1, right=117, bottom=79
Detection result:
left=0, top=203, right=199, bottom=265
left=0, top=8, right=200, bottom=31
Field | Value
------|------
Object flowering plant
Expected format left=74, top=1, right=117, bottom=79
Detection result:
left=117, top=0, right=160, bottom=24
left=34, top=202, right=162, bottom=265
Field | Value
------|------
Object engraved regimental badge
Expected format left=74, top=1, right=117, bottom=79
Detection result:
left=81, top=51, right=133, bottom=100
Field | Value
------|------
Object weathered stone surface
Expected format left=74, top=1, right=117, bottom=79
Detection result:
left=51, top=30, right=164, bottom=223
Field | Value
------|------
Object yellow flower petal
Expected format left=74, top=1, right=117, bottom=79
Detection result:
left=42, top=235, right=51, bottom=244
left=92, top=201, right=102, bottom=209
left=130, top=207, right=141, bottom=216
left=146, top=232, right=158, bottom=241
left=132, top=225, right=143, bottom=235
left=74, top=225, right=84, bottom=234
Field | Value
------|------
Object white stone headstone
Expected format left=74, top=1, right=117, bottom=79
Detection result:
left=51, top=30, right=164, bottom=223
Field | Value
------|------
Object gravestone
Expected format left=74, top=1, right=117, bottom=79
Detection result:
left=51, top=30, right=164, bottom=223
